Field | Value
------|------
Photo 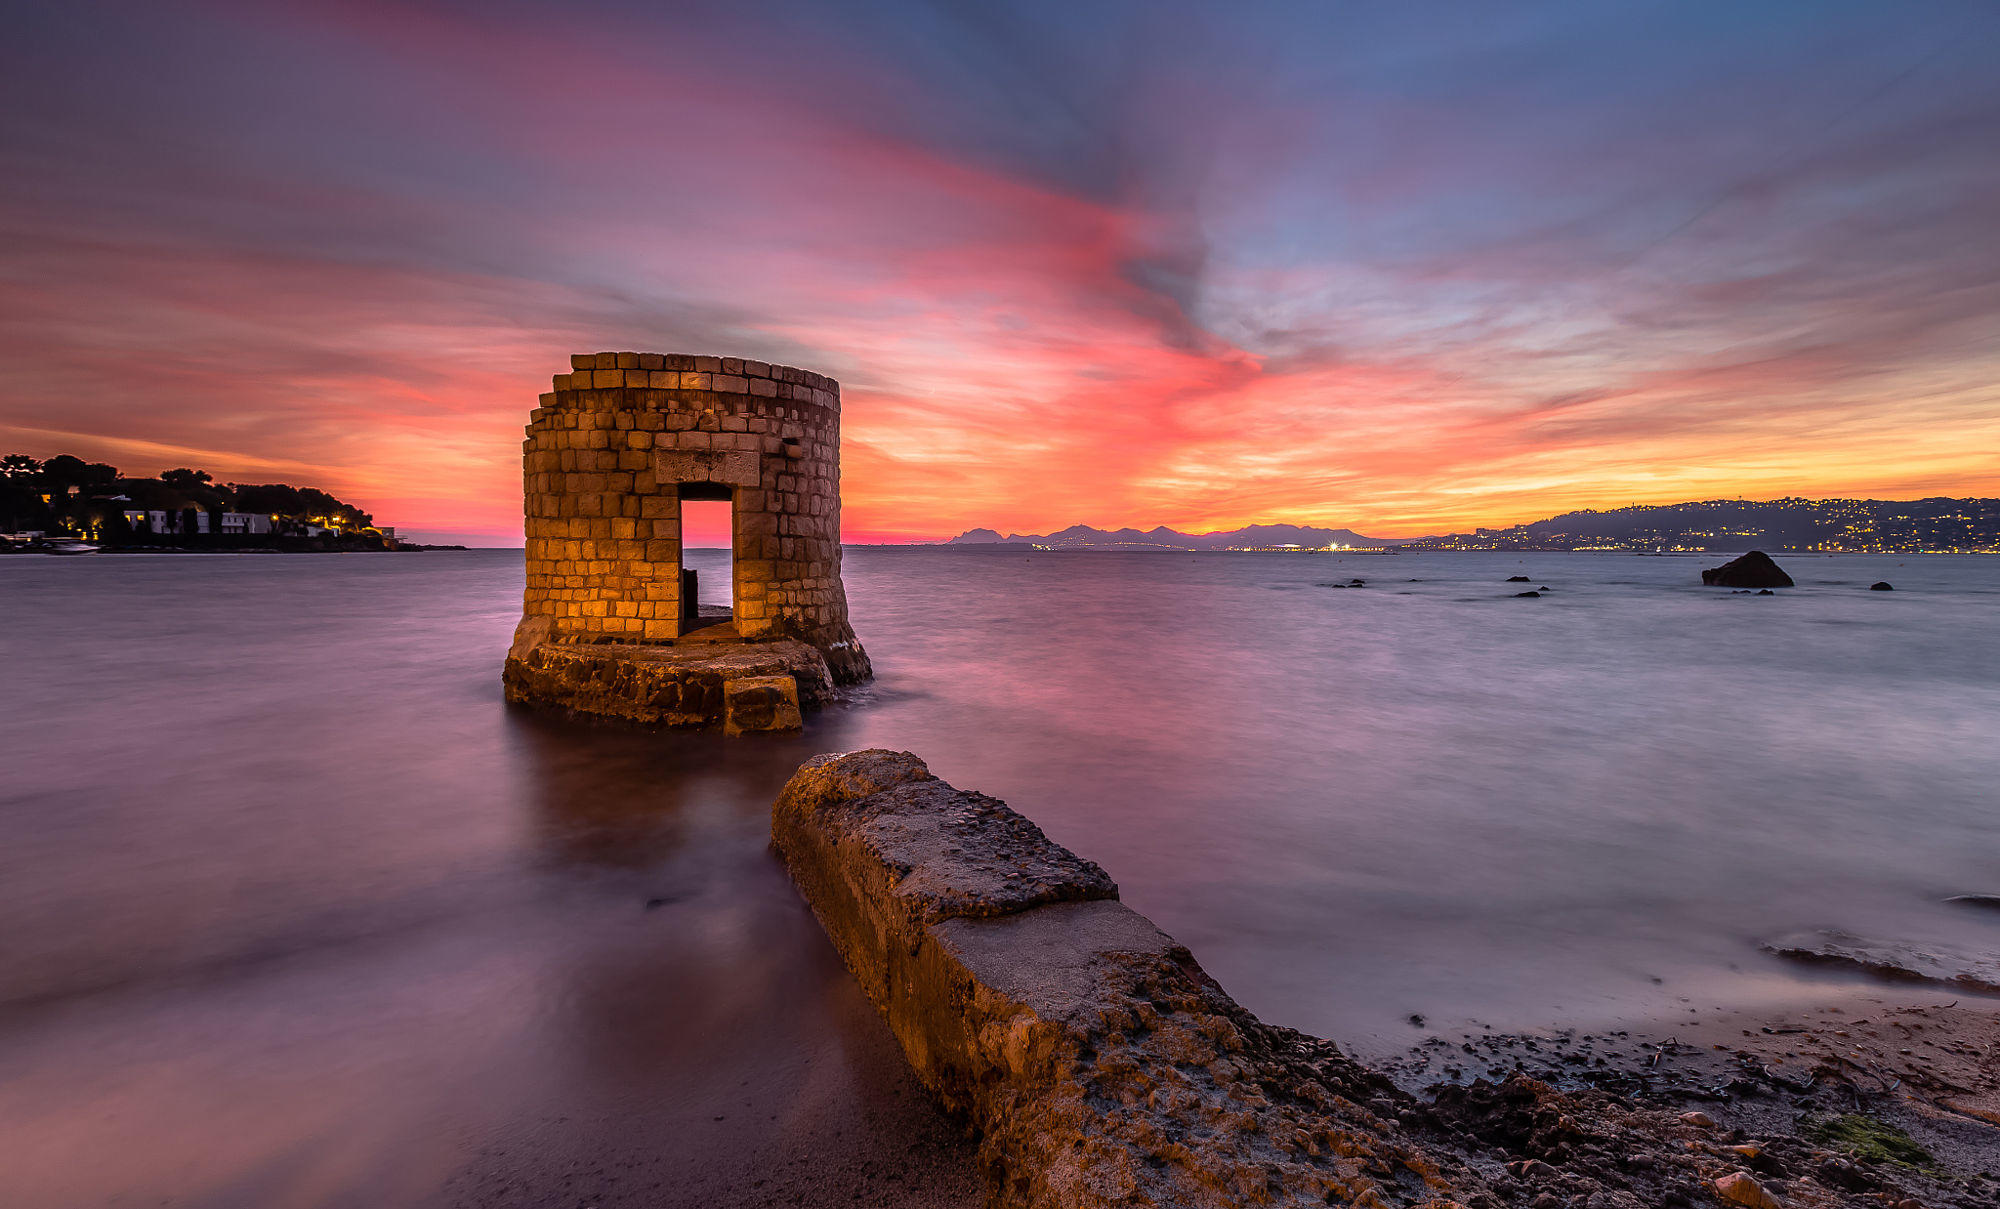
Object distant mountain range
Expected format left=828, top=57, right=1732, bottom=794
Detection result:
left=945, top=497, right=2000, bottom=554
left=946, top=523, right=1394, bottom=550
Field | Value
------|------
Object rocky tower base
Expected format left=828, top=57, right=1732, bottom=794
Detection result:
left=502, top=625, right=828, bottom=731
left=770, top=750, right=1492, bottom=1208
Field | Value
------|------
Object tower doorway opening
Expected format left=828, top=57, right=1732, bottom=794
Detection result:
left=677, top=490, right=734, bottom=636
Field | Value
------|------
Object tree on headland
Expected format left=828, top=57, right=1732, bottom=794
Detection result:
left=230, top=483, right=372, bottom=529
left=40, top=455, right=120, bottom=497
left=1, top=454, right=42, bottom=480
left=161, top=468, right=212, bottom=491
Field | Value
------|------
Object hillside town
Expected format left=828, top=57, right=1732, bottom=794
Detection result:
left=0, top=453, right=399, bottom=552
left=1403, top=496, right=2000, bottom=554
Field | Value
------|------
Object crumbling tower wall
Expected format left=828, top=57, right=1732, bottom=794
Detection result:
left=513, top=352, right=869, bottom=684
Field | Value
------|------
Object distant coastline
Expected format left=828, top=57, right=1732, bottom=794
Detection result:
left=947, top=494, right=2000, bottom=555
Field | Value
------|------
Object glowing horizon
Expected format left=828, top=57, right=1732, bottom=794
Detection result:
left=4, top=1, right=1997, bottom=547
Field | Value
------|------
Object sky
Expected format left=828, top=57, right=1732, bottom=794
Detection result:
left=2, top=0, right=1997, bottom=544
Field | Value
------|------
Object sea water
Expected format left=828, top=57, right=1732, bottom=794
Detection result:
left=2, top=548, right=1995, bottom=1205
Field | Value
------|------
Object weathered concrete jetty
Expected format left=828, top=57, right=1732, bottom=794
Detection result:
left=504, top=353, right=870, bottom=731
left=771, top=750, right=1487, bottom=1208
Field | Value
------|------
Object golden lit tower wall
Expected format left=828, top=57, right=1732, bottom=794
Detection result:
left=515, top=352, right=870, bottom=684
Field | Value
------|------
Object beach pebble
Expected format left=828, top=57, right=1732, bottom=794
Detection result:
left=1715, top=1171, right=1781, bottom=1208
left=1680, top=1110, right=1715, bottom=1128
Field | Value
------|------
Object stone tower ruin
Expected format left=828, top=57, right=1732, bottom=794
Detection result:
left=505, top=352, right=870, bottom=729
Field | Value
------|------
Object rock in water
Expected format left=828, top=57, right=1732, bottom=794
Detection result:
left=1764, top=929, right=2000, bottom=993
left=1945, top=893, right=2000, bottom=910
left=1514, top=590, right=1541, bottom=598
left=723, top=675, right=803, bottom=734
left=1507, top=575, right=1532, bottom=582
left=1870, top=581, right=1894, bottom=591
left=1702, top=550, right=1794, bottom=588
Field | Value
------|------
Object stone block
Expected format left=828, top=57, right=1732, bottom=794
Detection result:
left=722, top=675, right=802, bottom=734
left=654, top=448, right=758, bottom=488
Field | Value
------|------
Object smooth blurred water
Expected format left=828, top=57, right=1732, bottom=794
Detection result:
left=2, top=547, right=1996, bottom=1206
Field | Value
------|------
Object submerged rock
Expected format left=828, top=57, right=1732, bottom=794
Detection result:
left=1702, top=550, right=1795, bottom=589
left=1514, top=590, right=1542, bottom=598
left=1945, top=893, right=2000, bottom=910
left=1870, top=581, right=1895, bottom=591
left=1507, top=575, right=1532, bottom=582
left=1764, top=928, right=2000, bottom=993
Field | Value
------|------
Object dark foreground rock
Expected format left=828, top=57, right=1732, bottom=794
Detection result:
left=1389, top=1000, right=2000, bottom=1209
left=1703, top=550, right=1795, bottom=588
left=1870, top=581, right=1894, bottom=591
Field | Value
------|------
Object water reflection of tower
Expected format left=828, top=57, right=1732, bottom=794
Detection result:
left=484, top=706, right=970, bottom=1208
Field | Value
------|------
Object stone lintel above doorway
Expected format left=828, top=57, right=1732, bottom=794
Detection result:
left=656, top=449, right=760, bottom=490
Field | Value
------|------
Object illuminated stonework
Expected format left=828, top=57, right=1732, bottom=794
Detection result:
left=506, top=352, right=870, bottom=726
